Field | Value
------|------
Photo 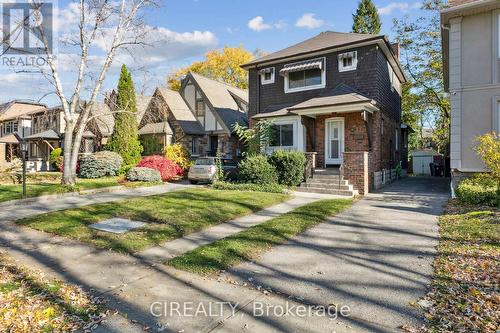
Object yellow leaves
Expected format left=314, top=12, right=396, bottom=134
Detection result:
left=474, top=132, right=500, bottom=181
left=167, top=46, right=255, bottom=90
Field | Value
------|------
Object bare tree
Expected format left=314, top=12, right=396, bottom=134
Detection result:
left=26, top=0, right=156, bottom=184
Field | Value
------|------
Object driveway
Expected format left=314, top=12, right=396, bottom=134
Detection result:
left=217, top=177, right=450, bottom=332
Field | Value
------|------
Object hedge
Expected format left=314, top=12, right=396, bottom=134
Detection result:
left=79, top=151, right=123, bottom=179
left=211, top=181, right=286, bottom=193
left=126, top=167, right=162, bottom=182
left=237, top=155, right=277, bottom=185
left=456, top=174, right=499, bottom=207
left=269, top=150, right=306, bottom=186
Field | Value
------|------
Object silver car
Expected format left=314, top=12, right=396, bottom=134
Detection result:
left=188, top=157, right=238, bottom=184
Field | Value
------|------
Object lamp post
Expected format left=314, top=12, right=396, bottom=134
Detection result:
left=14, top=134, right=28, bottom=199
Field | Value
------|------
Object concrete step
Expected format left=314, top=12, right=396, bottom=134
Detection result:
left=301, top=183, right=353, bottom=191
left=304, top=179, right=349, bottom=186
left=310, top=174, right=342, bottom=181
left=295, top=187, right=358, bottom=197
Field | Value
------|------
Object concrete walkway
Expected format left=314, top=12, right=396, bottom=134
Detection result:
left=137, top=191, right=343, bottom=262
left=0, top=177, right=449, bottom=333
left=0, top=182, right=193, bottom=221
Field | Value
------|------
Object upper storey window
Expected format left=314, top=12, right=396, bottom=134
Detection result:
left=281, top=58, right=326, bottom=93
left=259, top=67, right=275, bottom=85
left=338, top=51, right=357, bottom=72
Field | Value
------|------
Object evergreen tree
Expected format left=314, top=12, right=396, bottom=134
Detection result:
left=352, top=0, right=382, bottom=35
left=107, top=65, right=143, bottom=165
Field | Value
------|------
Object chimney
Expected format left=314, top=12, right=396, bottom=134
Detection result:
left=390, top=43, right=400, bottom=60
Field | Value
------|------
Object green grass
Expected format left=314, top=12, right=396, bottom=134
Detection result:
left=168, top=199, right=353, bottom=275
left=421, top=201, right=500, bottom=332
left=0, top=176, right=122, bottom=203
left=17, top=188, right=288, bottom=253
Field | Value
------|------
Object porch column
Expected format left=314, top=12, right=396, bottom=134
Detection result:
left=343, top=151, right=371, bottom=195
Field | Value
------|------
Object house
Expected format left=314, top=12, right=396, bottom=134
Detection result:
left=242, top=31, right=408, bottom=194
left=140, top=72, right=248, bottom=158
left=0, top=101, right=46, bottom=165
left=441, top=0, right=500, bottom=188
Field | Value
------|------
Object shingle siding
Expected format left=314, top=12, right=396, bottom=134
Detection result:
left=248, top=45, right=401, bottom=123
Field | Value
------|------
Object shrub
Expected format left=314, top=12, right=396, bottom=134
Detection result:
left=474, top=132, right=500, bottom=182
left=118, top=164, right=134, bottom=176
left=126, top=167, right=162, bottom=182
left=237, top=154, right=277, bottom=184
left=456, top=174, right=499, bottom=207
left=78, top=151, right=123, bottom=178
left=137, top=155, right=182, bottom=181
left=269, top=150, right=306, bottom=186
left=49, top=148, right=63, bottom=171
left=212, top=181, right=286, bottom=193
left=164, top=143, right=191, bottom=171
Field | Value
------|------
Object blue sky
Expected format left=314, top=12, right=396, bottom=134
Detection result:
left=0, top=0, right=424, bottom=105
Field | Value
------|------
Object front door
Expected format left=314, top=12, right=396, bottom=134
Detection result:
left=325, top=118, right=344, bottom=165
left=209, top=135, right=218, bottom=156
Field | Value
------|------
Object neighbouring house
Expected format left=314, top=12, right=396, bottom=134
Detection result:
left=0, top=101, right=46, bottom=165
left=140, top=72, right=248, bottom=158
left=242, top=31, right=408, bottom=194
left=441, top=0, right=500, bottom=188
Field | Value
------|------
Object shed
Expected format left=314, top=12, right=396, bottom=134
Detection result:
left=412, top=149, right=440, bottom=175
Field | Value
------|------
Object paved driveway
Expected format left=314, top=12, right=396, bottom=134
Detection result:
left=217, top=177, right=450, bottom=332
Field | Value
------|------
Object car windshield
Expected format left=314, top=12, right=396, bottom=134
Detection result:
left=194, top=158, right=213, bottom=166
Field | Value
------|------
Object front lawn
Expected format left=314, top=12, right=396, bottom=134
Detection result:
left=0, top=177, right=122, bottom=203
left=17, top=188, right=288, bottom=253
left=0, top=252, right=104, bottom=332
left=168, top=199, right=353, bottom=275
left=420, top=200, right=499, bottom=332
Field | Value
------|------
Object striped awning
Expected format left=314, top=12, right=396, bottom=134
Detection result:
left=279, top=58, right=324, bottom=76
left=258, top=68, right=274, bottom=74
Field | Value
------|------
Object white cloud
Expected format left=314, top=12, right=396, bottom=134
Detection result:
left=247, top=16, right=287, bottom=32
left=377, top=2, right=421, bottom=16
left=248, top=16, right=272, bottom=32
left=295, top=13, right=324, bottom=29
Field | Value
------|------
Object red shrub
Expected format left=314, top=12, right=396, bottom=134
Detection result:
left=58, top=159, right=80, bottom=174
left=137, top=155, right=182, bottom=181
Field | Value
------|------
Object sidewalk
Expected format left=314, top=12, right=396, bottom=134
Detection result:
left=138, top=191, right=344, bottom=262
left=0, top=182, right=193, bottom=221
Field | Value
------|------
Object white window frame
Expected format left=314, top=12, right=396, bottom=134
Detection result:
left=284, top=57, right=326, bottom=93
left=260, top=67, right=275, bottom=85
left=395, top=128, right=399, bottom=151
left=338, top=51, right=358, bottom=72
left=271, top=122, right=295, bottom=148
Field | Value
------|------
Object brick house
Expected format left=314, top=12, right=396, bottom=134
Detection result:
left=140, top=72, right=248, bottom=158
left=242, top=31, right=408, bottom=194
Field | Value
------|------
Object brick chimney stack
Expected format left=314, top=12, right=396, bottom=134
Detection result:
left=390, top=43, right=400, bottom=60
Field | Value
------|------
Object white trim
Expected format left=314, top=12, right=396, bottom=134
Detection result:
left=338, top=51, right=358, bottom=72
left=260, top=67, right=275, bottom=85
left=324, top=117, right=345, bottom=165
left=494, top=96, right=500, bottom=133
left=284, top=57, right=326, bottom=93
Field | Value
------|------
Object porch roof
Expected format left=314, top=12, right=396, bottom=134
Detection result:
left=25, top=129, right=60, bottom=140
left=252, top=84, right=379, bottom=119
left=0, top=134, right=19, bottom=144
left=138, top=121, right=173, bottom=135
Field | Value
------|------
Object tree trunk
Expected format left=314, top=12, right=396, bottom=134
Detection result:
left=62, top=120, right=76, bottom=185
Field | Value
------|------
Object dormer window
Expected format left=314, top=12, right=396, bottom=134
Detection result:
left=259, top=67, right=275, bottom=85
left=338, top=51, right=357, bottom=72
left=281, top=57, right=326, bottom=93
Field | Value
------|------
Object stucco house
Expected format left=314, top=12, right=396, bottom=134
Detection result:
left=441, top=0, right=500, bottom=188
left=0, top=101, right=46, bottom=165
left=242, top=31, right=408, bottom=194
left=140, top=72, right=248, bottom=158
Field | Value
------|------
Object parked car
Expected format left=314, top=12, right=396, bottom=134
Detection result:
left=188, top=157, right=238, bottom=184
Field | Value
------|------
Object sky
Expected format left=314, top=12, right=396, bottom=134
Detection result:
left=0, top=0, right=425, bottom=106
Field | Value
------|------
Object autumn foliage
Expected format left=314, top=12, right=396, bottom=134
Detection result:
left=137, top=155, right=182, bottom=181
